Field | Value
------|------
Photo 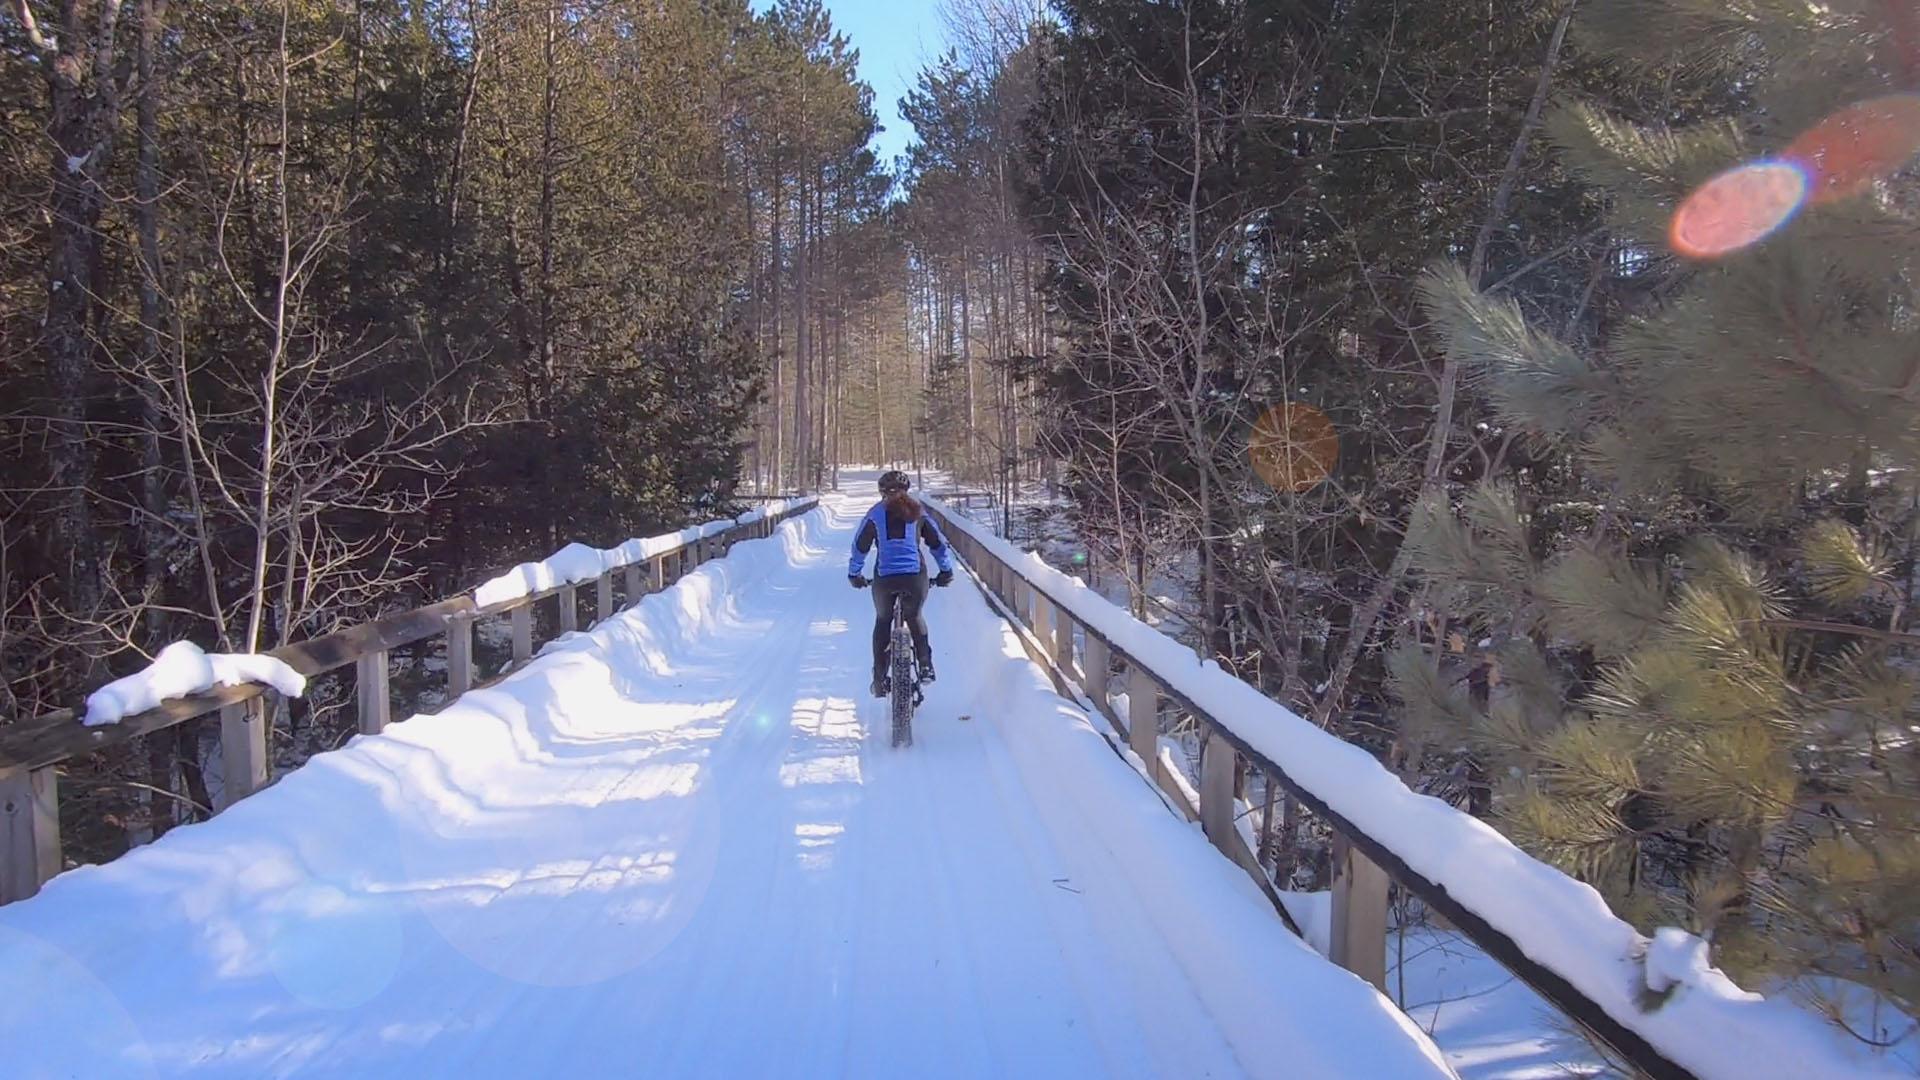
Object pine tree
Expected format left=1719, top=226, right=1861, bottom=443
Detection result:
left=1401, top=0, right=1920, bottom=1025
left=0, top=0, right=890, bottom=848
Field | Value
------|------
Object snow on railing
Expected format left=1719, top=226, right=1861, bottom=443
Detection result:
left=472, top=498, right=819, bottom=609
left=0, top=496, right=820, bottom=906
left=926, top=496, right=1899, bottom=1080
left=83, top=642, right=306, bottom=728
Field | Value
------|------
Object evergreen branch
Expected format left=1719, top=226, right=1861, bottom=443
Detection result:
left=1416, top=264, right=1607, bottom=439
left=1756, top=619, right=1920, bottom=647
left=1801, top=521, right=1891, bottom=606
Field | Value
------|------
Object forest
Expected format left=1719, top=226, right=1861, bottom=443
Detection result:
left=5, top=0, right=1918, bottom=1055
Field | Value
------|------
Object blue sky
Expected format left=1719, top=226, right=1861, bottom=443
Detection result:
left=756, top=0, right=947, bottom=167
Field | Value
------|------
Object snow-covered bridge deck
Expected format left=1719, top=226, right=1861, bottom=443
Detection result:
left=0, top=495, right=1449, bottom=1078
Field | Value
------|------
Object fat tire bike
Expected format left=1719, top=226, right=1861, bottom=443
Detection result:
left=884, top=593, right=922, bottom=748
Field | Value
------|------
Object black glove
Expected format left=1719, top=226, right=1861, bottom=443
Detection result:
left=933, top=569, right=954, bottom=588
left=850, top=574, right=869, bottom=589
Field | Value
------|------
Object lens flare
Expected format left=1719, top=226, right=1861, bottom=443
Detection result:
left=1248, top=402, right=1338, bottom=493
left=265, top=883, right=403, bottom=1009
left=1784, top=93, right=1920, bottom=204
left=0, top=926, right=154, bottom=1076
left=1669, top=93, right=1920, bottom=260
left=1669, top=161, right=1808, bottom=259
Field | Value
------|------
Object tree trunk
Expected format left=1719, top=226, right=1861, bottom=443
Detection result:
left=37, top=0, right=126, bottom=684
left=535, top=0, right=561, bottom=545
left=135, top=0, right=173, bottom=838
left=960, top=246, right=976, bottom=476
left=770, top=165, right=785, bottom=489
left=793, top=168, right=811, bottom=488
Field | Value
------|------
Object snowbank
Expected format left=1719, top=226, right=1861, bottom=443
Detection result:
left=927, top=498, right=1905, bottom=1080
left=473, top=498, right=818, bottom=608
left=1278, top=890, right=1333, bottom=957
left=83, top=641, right=306, bottom=727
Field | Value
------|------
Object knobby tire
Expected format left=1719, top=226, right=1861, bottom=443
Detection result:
left=889, top=597, right=916, bottom=747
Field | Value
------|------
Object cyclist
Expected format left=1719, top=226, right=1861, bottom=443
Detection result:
left=848, top=470, right=954, bottom=698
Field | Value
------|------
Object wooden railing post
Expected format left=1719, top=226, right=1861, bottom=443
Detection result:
left=558, top=584, right=579, bottom=633
left=1200, top=729, right=1237, bottom=851
left=624, top=563, right=643, bottom=606
left=511, top=604, right=533, bottom=664
left=1127, top=665, right=1159, bottom=763
left=596, top=571, right=614, bottom=624
left=357, top=650, right=391, bottom=735
left=219, top=693, right=270, bottom=809
left=652, top=554, right=668, bottom=591
left=447, top=615, right=475, bottom=696
left=1330, top=831, right=1391, bottom=991
left=1053, top=607, right=1075, bottom=677
left=1032, top=595, right=1056, bottom=660
left=1083, top=634, right=1111, bottom=718
left=1, top=766, right=59, bottom=903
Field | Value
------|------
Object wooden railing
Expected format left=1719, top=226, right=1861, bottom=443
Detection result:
left=931, top=489, right=998, bottom=512
left=926, top=498, right=1700, bottom=1080
left=0, top=498, right=817, bottom=906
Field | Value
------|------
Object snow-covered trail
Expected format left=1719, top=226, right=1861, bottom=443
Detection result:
left=0, top=493, right=1450, bottom=1079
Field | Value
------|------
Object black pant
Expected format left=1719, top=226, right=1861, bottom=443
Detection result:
left=871, top=571, right=931, bottom=675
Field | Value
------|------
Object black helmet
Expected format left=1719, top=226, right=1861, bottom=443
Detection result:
left=878, top=470, right=911, bottom=493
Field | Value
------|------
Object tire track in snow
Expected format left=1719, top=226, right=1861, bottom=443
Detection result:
left=386, top=519, right=825, bottom=1078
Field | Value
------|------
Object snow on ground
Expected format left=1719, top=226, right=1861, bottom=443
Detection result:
left=930, top=497, right=1912, bottom=1080
left=1387, top=920, right=1920, bottom=1080
left=0, top=483, right=1449, bottom=1079
left=1277, top=891, right=1607, bottom=1079
left=1393, top=926, right=1610, bottom=1080
left=84, top=641, right=306, bottom=727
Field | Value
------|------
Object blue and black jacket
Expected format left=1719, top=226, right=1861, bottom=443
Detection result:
left=849, top=500, right=955, bottom=579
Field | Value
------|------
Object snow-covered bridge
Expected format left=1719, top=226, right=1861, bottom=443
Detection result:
left=0, top=484, right=1891, bottom=1078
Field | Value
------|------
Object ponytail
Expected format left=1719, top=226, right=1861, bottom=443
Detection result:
left=885, top=490, right=924, bottom=522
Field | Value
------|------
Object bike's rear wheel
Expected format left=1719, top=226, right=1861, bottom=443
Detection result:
left=889, top=603, right=916, bottom=747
